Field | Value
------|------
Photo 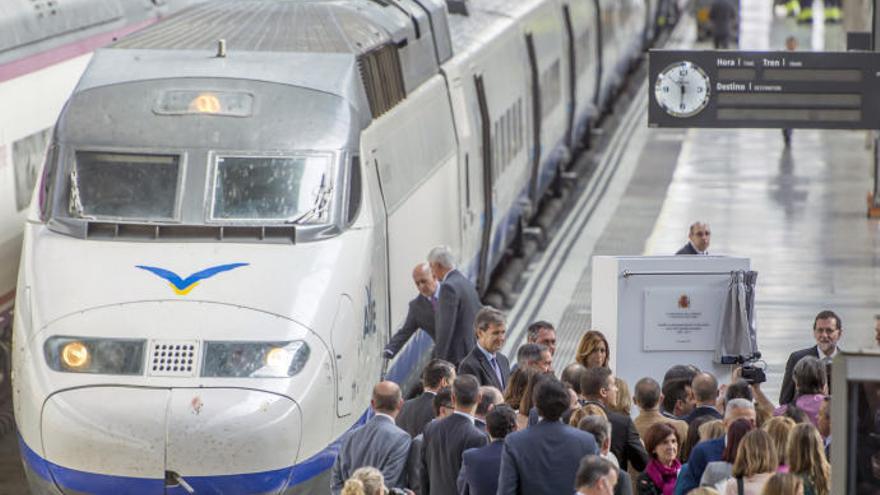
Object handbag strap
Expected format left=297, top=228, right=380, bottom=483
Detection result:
left=737, top=476, right=745, bottom=495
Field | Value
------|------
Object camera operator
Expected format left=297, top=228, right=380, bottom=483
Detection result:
left=741, top=356, right=828, bottom=429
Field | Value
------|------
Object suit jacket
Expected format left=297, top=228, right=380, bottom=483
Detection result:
left=457, top=440, right=504, bottom=495
left=397, top=391, right=436, bottom=438
left=386, top=295, right=435, bottom=357
left=674, top=436, right=724, bottom=495
left=457, top=347, right=511, bottom=390
left=330, top=415, right=411, bottom=493
left=683, top=405, right=723, bottom=426
left=497, top=420, right=599, bottom=495
left=779, top=346, right=820, bottom=405
left=421, top=413, right=488, bottom=495
left=408, top=433, right=424, bottom=495
left=633, top=410, right=689, bottom=450
left=616, top=467, right=634, bottom=495
left=434, top=270, right=481, bottom=365
left=584, top=401, right=649, bottom=472
left=675, top=242, right=699, bottom=255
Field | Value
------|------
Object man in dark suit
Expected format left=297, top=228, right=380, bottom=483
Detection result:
left=330, top=381, right=411, bottom=494
left=675, top=398, right=756, bottom=495
left=458, top=404, right=517, bottom=495
left=675, top=222, right=710, bottom=255
left=421, top=375, right=488, bottom=495
left=580, top=367, right=649, bottom=472
left=408, top=389, right=454, bottom=495
left=576, top=415, right=632, bottom=495
left=682, top=372, right=722, bottom=426
left=397, top=359, right=455, bottom=438
left=498, top=378, right=599, bottom=494
left=458, top=306, right=511, bottom=390
left=428, top=246, right=482, bottom=365
left=779, top=310, right=842, bottom=405
left=384, top=263, right=438, bottom=358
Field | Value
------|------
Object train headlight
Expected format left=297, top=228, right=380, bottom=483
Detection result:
left=202, top=341, right=310, bottom=378
left=44, top=337, right=146, bottom=374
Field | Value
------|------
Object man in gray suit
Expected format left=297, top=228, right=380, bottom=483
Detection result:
left=397, top=359, right=455, bottom=438
left=331, top=381, right=411, bottom=494
left=384, top=263, right=438, bottom=359
left=428, top=246, right=482, bottom=365
left=576, top=415, right=633, bottom=495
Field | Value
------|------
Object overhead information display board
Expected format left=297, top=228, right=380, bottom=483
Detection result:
left=648, top=50, right=880, bottom=129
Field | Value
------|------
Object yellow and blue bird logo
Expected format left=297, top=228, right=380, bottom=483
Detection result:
left=136, top=263, right=249, bottom=295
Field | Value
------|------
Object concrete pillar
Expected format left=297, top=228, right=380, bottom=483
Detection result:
left=843, top=0, right=871, bottom=32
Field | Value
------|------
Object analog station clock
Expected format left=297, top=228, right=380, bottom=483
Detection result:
left=654, top=61, right=711, bottom=118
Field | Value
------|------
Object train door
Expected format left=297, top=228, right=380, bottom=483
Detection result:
left=524, top=33, right=542, bottom=206
left=562, top=5, right=577, bottom=153
left=473, top=74, right=494, bottom=295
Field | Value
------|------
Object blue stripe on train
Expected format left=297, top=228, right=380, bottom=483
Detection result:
left=18, top=336, right=434, bottom=494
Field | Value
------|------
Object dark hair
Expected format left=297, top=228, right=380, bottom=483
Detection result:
left=561, top=363, right=588, bottom=395
left=504, top=367, right=536, bottom=408
left=635, top=377, right=662, bottom=409
left=681, top=415, right=713, bottom=462
left=527, top=321, right=555, bottom=341
left=474, top=306, right=506, bottom=333
left=725, top=379, right=754, bottom=403
left=534, top=378, right=570, bottom=421
left=432, top=388, right=452, bottom=417
left=453, top=375, right=481, bottom=408
left=578, top=415, right=611, bottom=446
left=722, top=417, right=755, bottom=462
left=372, top=384, right=401, bottom=413
left=516, top=343, right=543, bottom=367
left=644, top=422, right=679, bottom=459
left=692, top=372, right=719, bottom=403
left=422, top=359, right=455, bottom=389
left=793, top=356, right=827, bottom=396
left=486, top=404, right=517, bottom=439
left=575, top=455, right=615, bottom=489
left=520, top=371, right=553, bottom=413
left=662, top=365, right=699, bottom=387
left=476, top=387, right=501, bottom=416
left=581, top=367, right=613, bottom=398
left=813, top=310, right=841, bottom=331
left=661, top=379, right=690, bottom=414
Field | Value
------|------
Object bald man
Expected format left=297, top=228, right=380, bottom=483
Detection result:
left=676, top=222, right=711, bottom=255
left=384, top=263, right=439, bottom=359
left=331, top=381, right=411, bottom=494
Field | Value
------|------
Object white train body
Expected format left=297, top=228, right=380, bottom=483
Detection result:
left=0, top=0, right=200, bottom=328
left=13, top=0, right=664, bottom=493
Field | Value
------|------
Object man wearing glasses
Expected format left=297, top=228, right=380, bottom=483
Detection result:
left=779, top=310, right=842, bottom=404
left=676, top=222, right=711, bottom=255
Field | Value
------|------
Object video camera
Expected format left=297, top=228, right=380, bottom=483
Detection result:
left=721, top=352, right=767, bottom=385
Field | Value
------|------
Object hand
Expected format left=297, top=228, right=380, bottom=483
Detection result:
left=383, top=348, right=395, bottom=359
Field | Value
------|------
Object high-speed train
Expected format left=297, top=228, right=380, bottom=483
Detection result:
left=0, top=0, right=199, bottom=333
left=14, top=0, right=669, bottom=493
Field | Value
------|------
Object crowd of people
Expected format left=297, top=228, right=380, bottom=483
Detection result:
left=330, top=244, right=855, bottom=495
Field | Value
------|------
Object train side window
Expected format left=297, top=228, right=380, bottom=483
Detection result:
left=347, top=156, right=361, bottom=225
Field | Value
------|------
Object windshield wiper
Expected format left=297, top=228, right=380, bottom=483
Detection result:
left=287, top=173, right=332, bottom=225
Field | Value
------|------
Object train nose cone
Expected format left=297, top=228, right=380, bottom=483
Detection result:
left=40, top=387, right=302, bottom=494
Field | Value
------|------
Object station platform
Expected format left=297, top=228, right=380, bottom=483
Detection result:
left=502, top=0, right=880, bottom=402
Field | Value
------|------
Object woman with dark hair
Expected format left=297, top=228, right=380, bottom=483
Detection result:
left=700, top=418, right=756, bottom=490
left=503, top=367, right=535, bottom=409
left=517, top=370, right=551, bottom=430
left=575, top=330, right=610, bottom=369
left=681, top=415, right=714, bottom=462
left=636, top=422, right=681, bottom=495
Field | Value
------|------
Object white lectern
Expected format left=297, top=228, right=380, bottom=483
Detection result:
left=592, top=256, right=751, bottom=391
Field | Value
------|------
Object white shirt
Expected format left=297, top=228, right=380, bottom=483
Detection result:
left=818, top=345, right=839, bottom=361
left=690, top=241, right=708, bottom=255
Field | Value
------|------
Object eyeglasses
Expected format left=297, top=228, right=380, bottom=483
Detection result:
left=814, top=327, right=839, bottom=335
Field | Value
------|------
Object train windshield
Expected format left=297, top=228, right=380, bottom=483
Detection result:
left=210, top=153, right=331, bottom=223
left=70, top=151, right=180, bottom=220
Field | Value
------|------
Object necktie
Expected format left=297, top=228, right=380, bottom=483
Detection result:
left=430, top=295, right=438, bottom=312
left=490, top=356, right=504, bottom=388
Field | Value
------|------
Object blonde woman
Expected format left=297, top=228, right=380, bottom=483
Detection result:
left=787, top=423, right=830, bottom=495
left=610, top=377, right=632, bottom=416
left=699, top=419, right=726, bottom=441
left=576, top=330, right=610, bottom=368
left=762, top=416, right=795, bottom=470
left=760, top=472, right=804, bottom=495
left=341, top=467, right=386, bottom=495
left=569, top=403, right=608, bottom=426
left=722, top=429, right=778, bottom=495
